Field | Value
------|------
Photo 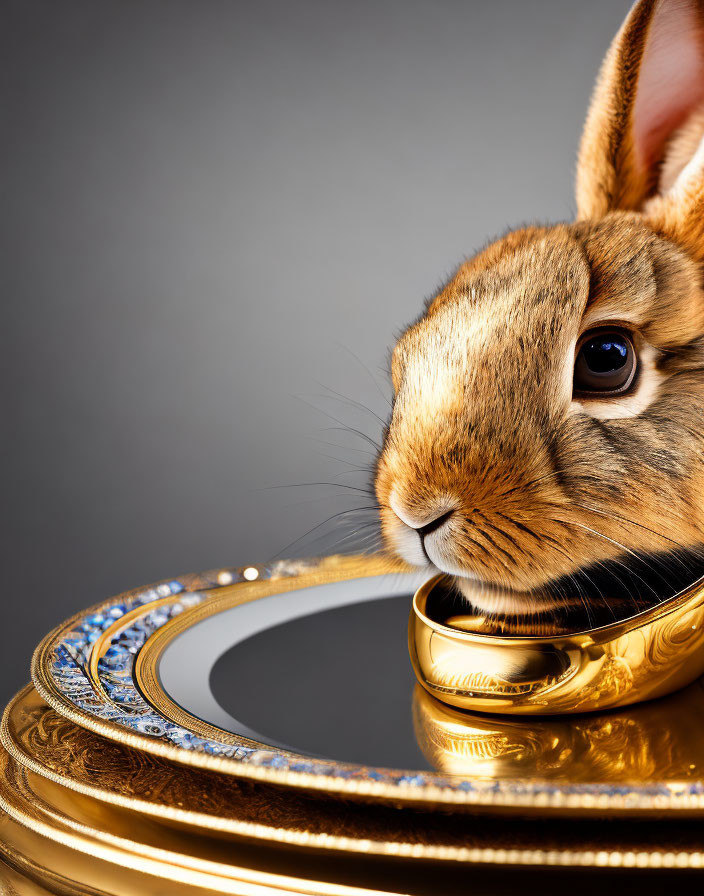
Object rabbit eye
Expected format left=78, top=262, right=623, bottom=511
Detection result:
left=573, top=328, right=637, bottom=396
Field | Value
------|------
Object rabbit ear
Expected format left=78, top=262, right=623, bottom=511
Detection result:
left=577, top=0, right=704, bottom=254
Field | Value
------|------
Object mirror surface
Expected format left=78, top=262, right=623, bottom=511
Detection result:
left=210, top=594, right=425, bottom=767
left=159, top=575, right=430, bottom=768
left=158, top=572, right=704, bottom=781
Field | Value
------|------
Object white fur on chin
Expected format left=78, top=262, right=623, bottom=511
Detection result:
left=454, top=575, right=559, bottom=616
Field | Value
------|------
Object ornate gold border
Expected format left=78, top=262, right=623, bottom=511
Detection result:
left=0, top=751, right=404, bottom=894
left=33, top=557, right=445, bottom=798
left=134, top=565, right=409, bottom=749
left=4, top=688, right=704, bottom=874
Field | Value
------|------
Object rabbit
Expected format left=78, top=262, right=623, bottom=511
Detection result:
left=375, top=0, right=704, bottom=623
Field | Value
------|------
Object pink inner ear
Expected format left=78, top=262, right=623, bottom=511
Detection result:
left=632, top=0, right=704, bottom=172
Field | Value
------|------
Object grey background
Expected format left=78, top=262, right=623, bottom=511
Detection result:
left=3, top=0, right=632, bottom=708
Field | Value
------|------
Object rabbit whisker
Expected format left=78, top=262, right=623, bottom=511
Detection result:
left=571, top=501, right=698, bottom=571
left=262, top=482, right=376, bottom=496
left=269, top=505, right=382, bottom=562
left=553, top=518, right=671, bottom=603
left=295, top=396, right=382, bottom=451
left=334, top=342, right=393, bottom=409
left=319, top=426, right=381, bottom=452
left=313, top=382, right=387, bottom=427
left=308, top=436, right=378, bottom=458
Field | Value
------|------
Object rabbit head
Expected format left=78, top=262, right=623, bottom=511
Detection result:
left=375, top=0, right=704, bottom=610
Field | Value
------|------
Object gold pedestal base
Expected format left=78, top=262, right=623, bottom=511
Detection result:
left=4, top=556, right=704, bottom=891
left=2, top=686, right=704, bottom=893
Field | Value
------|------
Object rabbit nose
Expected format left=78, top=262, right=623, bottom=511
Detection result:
left=403, top=508, right=455, bottom=563
left=389, top=492, right=455, bottom=540
left=416, top=509, right=455, bottom=540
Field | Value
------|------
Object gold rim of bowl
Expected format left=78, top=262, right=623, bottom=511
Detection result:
left=409, top=572, right=704, bottom=715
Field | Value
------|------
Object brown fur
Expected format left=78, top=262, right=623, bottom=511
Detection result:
left=375, top=0, right=704, bottom=607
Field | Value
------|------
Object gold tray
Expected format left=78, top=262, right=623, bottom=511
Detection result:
left=26, top=555, right=704, bottom=815
left=6, top=555, right=704, bottom=891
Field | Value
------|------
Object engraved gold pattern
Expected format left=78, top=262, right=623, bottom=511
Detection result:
left=5, top=557, right=704, bottom=890
left=5, top=686, right=704, bottom=883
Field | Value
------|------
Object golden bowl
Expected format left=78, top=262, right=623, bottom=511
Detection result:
left=409, top=573, right=704, bottom=715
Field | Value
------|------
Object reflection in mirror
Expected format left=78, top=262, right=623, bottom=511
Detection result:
left=413, top=680, right=704, bottom=782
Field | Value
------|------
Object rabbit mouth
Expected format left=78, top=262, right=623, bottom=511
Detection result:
left=454, top=544, right=704, bottom=626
